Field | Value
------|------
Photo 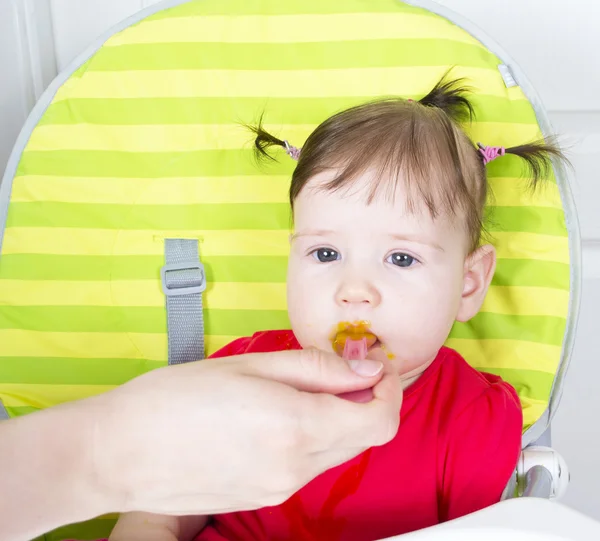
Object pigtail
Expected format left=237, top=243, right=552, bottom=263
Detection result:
left=418, top=72, right=475, bottom=123
left=245, top=114, right=287, bottom=161
left=504, top=138, right=568, bottom=188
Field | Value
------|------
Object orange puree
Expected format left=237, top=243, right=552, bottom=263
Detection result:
left=331, top=321, right=377, bottom=356
left=331, top=321, right=395, bottom=359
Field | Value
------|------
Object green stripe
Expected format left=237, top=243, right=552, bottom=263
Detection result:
left=18, top=149, right=294, bottom=177
left=42, top=518, right=117, bottom=541
left=39, top=96, right=538, bottom=126
left=0, top=357, right=164, bottom=385
left=0, top=306, right=290, bottom=335
left=0, top=306, right=166, bottom=333
left=15, top=149, right=556, bottom=180
left=0, top=306, right=561, bottom=343
left=450, top=313, right=566, bottom=346
left=7, top=201, right=291, bottom=230
left=88, top=40, right=496, bottom=71
left=492, top=259, right=570, bottom=290
left=486, top=206, right=567, bottom=237
left=0, top=255, right=289, bottom=282
left=6, top=200, right=565, bottom=234
left=0, top=255, right=569, bottom=290
left=5, top=406, right=39, bottom=417
left=484, top=153, right=557, bottom=181
left=474, top=367, right=554, bottom=403
left=150, top=0, right=432, bottom=18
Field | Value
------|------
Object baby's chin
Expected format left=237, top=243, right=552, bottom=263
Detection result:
left=367, top=344, right=433, bottom=379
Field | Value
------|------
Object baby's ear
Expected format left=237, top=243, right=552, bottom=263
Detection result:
left=456, top=244, right=496, bottom=323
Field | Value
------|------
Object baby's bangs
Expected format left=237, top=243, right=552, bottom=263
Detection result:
left=318, top=117, right=478, bottom=226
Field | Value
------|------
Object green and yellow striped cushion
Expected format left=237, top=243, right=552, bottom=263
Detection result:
left=0, top=3, right=569, bottom=537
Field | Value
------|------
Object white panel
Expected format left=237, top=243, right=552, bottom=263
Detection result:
left=553, top=273, right=600, bottom=519
left=435, top=0, right=600, bottom=112
left=0, top=2, right=28, bottom=178
left=24, top=0, right=58, bottom=100
left=50, top=0, right=160, bottom=71
left=548, top=112, right=600, bottom=243
left=546, top=110, right=600, bottom=518
left=0, top=0, right=57, bottom=179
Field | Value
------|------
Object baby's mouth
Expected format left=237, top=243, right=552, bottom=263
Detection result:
left=331, top=322, right=379, bottom=357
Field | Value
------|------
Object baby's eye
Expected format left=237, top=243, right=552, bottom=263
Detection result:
left=387, top=252, right=416, bottom=268
left=312, top=248, right=340, bottom=263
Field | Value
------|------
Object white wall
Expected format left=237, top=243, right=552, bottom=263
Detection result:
left=0, top=0, right=56, bottom=178
left=49, top=0, right=163, bottom=71
left=1, top=0, right=599, bottom=521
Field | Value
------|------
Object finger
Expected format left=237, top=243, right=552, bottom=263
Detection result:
left=365, top=344, right=389, bottom=363
left=303, top=370, right=403, bottom=455
left=336, top=388, right=374, bottom=403
left=238, top=348, right=384, bottom=395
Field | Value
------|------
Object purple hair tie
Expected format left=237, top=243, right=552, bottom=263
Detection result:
left=477, top=143, right=506, bottom=165
left=284, top=140, right=301, bottom=161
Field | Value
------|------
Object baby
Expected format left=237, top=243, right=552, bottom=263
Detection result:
left=109, top=77, right=565, bottom=541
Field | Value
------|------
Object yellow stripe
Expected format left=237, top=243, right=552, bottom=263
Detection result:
left=11, top=175, right=290, bottom=205
left=445, top=338, right=560, bottom=374
left=107, top=13, right=487, bottom=46
left=487, top=177, right=563, bottom=209
left=0, top=383, right=115, bottom=408
left=205, top=335, right=242, bottom=356
left=0, top=329, right=166, bottom=360
left=3, top=227, right=567, bottom=264
left=4, top=227, right=567, bottom=263
left=0, top=280, right=288, bottom=310
left=481, top=286, right=569, bottom=318
left=0, top=280, right=566, bottom=319
left=0, top=329, right=237, bottom=361
left=522, top=399, right=547, bottom=429
left=25, top=122, right=540, bottom=153
left=27, top=124, right=259, bottom=152
left=493, top=232, right=569, bottom=264
left=53, top=67, right=509, bottom=101
left=11, top=174, right=562, bottom=209
left=2, top=228, right=291, bottom=256
left=466, top=123, right=541, bottom=149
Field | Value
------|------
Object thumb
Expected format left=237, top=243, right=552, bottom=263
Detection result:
left=239, top=348, right=384, bottom=394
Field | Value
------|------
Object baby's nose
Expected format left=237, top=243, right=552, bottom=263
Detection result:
left=336, top=281, right=381, bottom=307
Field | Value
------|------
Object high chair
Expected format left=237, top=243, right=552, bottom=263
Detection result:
left=0, top=0, right=579, bottom=539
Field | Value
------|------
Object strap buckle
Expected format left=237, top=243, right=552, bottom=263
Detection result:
left=160, top=262, right=207, bottom=297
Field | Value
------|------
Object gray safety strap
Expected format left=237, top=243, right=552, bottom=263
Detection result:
left=161, top=239, right=207, bottom=364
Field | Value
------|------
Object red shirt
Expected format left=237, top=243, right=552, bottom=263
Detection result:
left=195, top=330, right=522, bottom=541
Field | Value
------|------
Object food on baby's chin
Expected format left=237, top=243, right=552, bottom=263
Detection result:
left=331, top=321, right=395, bottom=360
left=331, top=321, right=377, bottom=356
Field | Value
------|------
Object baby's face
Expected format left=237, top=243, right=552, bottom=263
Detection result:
left=287, top=170, right=475, bottom=377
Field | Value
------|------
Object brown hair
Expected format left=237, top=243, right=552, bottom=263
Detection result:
left=248, top=75, right=567, bottom=251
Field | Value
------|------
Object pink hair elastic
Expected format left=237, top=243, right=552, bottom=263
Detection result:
left=478, top=143, right=506, bottom=165
left=284, top=140, right=301, bottom=161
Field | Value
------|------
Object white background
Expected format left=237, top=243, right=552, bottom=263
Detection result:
left=1, top=0, right=599, bottom=521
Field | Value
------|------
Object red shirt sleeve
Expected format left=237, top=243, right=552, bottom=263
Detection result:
left=439, top=381, right=523, bottom=522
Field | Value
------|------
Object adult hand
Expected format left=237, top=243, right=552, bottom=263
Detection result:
left=97, top=348, right=402, bottom=515
left=1, top=349, right=402, bottom=541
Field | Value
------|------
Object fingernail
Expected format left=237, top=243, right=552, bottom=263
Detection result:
left=349, top=359, right=383, bottom=377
